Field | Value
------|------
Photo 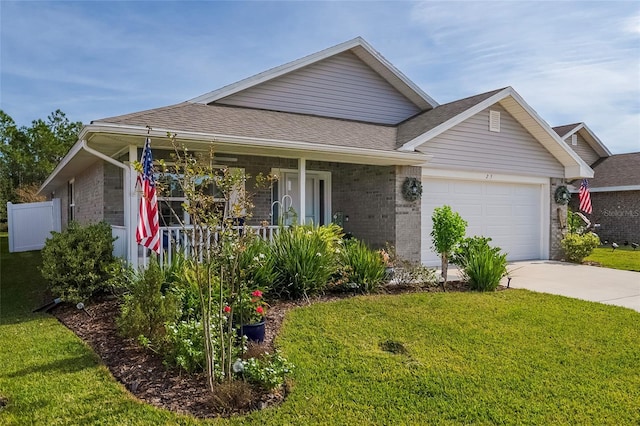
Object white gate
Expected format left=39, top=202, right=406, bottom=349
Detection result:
left=7, top=199, right=62, bottom=252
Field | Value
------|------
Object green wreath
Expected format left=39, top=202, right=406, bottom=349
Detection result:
left=402, top=177, right=423, bottom=201
left=554, top=185, right=571, bottom=205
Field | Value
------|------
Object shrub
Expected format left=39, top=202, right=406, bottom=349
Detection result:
left=117, top=259, right=180, bottom=345
left=461, top=243, right=507, bottom=291
left=562, top=232, right=600, bottom=263
left=239, top=351, right=294, bottom=391
left=40, top=221, right=120, bottom=303
left=238, top=236, right=276, bottom=291
left=164, top=319, right=205, bottom=373
left=336, top=239, right=386, bottom=293
left=431, top=205, right=467, bottom=286
left=451, top=236, right=501, bottom=267
left=391, top=261, right=438, bottom=289
left=271, top=225, right=340, bottom=299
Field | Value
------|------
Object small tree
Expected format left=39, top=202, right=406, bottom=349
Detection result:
left=160, top=134, right=275, bottom=392
left=431, top=205, right=467, bottom=289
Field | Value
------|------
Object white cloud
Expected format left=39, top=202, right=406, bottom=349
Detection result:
left=1, top=1, right=638, bottom=153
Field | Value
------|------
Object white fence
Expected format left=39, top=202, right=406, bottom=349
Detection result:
left=139, top=225, right=283, bottom=267
left=111, top=225, right=128, bottom=259
left=7, top=199, right=62, bottom=252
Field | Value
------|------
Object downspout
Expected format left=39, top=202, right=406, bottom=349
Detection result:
left=79, top=140, right=135, bottom=267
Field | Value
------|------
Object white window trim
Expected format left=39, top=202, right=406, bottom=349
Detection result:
left=154, top=166, right=245, bottom=226
left=271, top=168, right=332, bottom=226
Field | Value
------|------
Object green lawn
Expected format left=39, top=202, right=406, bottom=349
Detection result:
left=585, top=246, right=640, bottom=271
left=1, top=234, right=639, bottom=425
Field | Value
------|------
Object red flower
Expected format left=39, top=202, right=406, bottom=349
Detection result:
left=223, top=305, right=231, bottom=313
left=251, top=290, right=263, bottom=298
left=255, top=306, right=264, bottom=315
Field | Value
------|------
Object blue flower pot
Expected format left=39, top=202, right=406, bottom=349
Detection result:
left=237, top=319, right=266, bottom=343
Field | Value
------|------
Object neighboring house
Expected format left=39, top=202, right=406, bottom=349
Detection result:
left=40, top=37, right=593, bottom=268
left=554, top=123, right=640, bottom=245
left=553, top=122, right=611, bottom=166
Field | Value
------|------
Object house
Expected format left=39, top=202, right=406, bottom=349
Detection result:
left=39, top=37, right=593, bottom=268
left=554, top=123, right=640, bottom=244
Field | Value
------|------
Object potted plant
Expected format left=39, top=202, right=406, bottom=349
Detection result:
left=228, top=289, right=268, bottom=343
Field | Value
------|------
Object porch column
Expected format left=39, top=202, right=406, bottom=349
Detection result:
left=298, top=157, right=306, bottom=224
left=128, top=145, right=139, bottom=269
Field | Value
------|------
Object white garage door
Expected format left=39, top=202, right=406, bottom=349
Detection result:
left=421, top=178, right=544, bottom=265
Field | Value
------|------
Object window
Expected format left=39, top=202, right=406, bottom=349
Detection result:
left=571, top=134, right=578, bottom=146
left=489, top=110, right=501, bottom=132
left=155, top=168, right=244, bottom=227
left=67, top=179, right=75, bottom=222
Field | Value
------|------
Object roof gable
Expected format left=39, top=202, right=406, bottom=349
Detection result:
left=552, top=122, right=612, bottom=158
left=215, top=51, right=422, bottom=124
left=397, top=88, right=505, bottom=146
left=189, top=37, right=437, bottom=124
left=398, top=87, right=594, bottom=179
left=414, top=104, right=565, bottom=178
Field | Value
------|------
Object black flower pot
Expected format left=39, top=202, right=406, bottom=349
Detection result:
left=237, top=319, right=266, bottom=343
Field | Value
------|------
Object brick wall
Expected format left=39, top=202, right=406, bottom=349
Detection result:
left=103, top=163, right=124, bottom=226
left=550, top=178, right=567, bottom=260
left=331, top=163, right=396, bottom=249
left=395, top=166, right=422, bottom=263
left=74, top=160, right=104, bottom=224
left=570, top=190, right=640, bottom=244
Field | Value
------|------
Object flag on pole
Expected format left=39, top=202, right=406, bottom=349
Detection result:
left=578, top=179, right=592, bottom=215
left=136, top=138, right=160, bottom=254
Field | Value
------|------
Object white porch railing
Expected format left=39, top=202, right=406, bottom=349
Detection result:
left=139, top=225, right=283, bottom=267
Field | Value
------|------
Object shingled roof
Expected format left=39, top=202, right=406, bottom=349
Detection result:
left=396, top=88, right=506, bottom=146
left=588, top=152, right=640, bottom=188
left=93, top=102, right=398, bottom=151
left=552, top=123, right=582, bottom=138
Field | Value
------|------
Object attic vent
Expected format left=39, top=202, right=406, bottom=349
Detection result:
left=571, top=134, right=577, bottom=146
left=489, top=110, right=500, bottom=132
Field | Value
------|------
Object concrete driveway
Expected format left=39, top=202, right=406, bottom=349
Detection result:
left=504, top=261, right=640, bottom=312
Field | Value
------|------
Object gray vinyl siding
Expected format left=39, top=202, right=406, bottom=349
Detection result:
left=567, top=133, right=601, bottom=166
left=419, top=105, right=564, bottom=177
left=217, top=51, right=421, bottom=124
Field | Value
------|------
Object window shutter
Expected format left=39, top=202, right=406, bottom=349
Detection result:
left=489, top=110, right=500, bottom=132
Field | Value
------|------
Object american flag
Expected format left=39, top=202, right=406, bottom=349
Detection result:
left=578, top=179, right=592, bottom=215
left=136, top=138, right=160, bottom=254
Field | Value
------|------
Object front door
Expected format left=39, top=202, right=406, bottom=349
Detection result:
left=276, top=171, right=331, bottom=226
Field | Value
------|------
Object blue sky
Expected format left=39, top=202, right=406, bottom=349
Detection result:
left=1, top=1, right=638, bottom=154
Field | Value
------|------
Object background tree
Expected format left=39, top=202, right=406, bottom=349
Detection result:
left=431, top=205, right=467, bottom=289
left=0, top=110, right=82, bottom=222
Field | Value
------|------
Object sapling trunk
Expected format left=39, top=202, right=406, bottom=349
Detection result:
left=441, top=253, right=448, bottom=291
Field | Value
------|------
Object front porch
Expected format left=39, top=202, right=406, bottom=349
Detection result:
left=103, top=147, right=423, bottom=268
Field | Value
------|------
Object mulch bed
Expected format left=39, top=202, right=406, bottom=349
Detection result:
left=51, top=281, right=504, bottom=419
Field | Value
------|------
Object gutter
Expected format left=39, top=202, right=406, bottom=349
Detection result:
left=79, top=139, right=129, bottom=171
left=86, top=122, right=433, bottom=165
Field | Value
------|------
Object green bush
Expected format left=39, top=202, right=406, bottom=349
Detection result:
left=562, top=232, right=600, bottom=263
left=337, top=239, right=386, bottom=293
left=271, top=225, right=340, bottom=299
left=240, top=351, right=294, bottom=391
left=451, top=236, right=501, bottom=267
left=164, top=319, right=205, bottom=374
left=238, top=236, right=276, bottom=291
left=40, top=221, right=121, bottom=303
left=117, top=259, right=180, bottom=345
left=462, top=243, right=507, bottom=292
